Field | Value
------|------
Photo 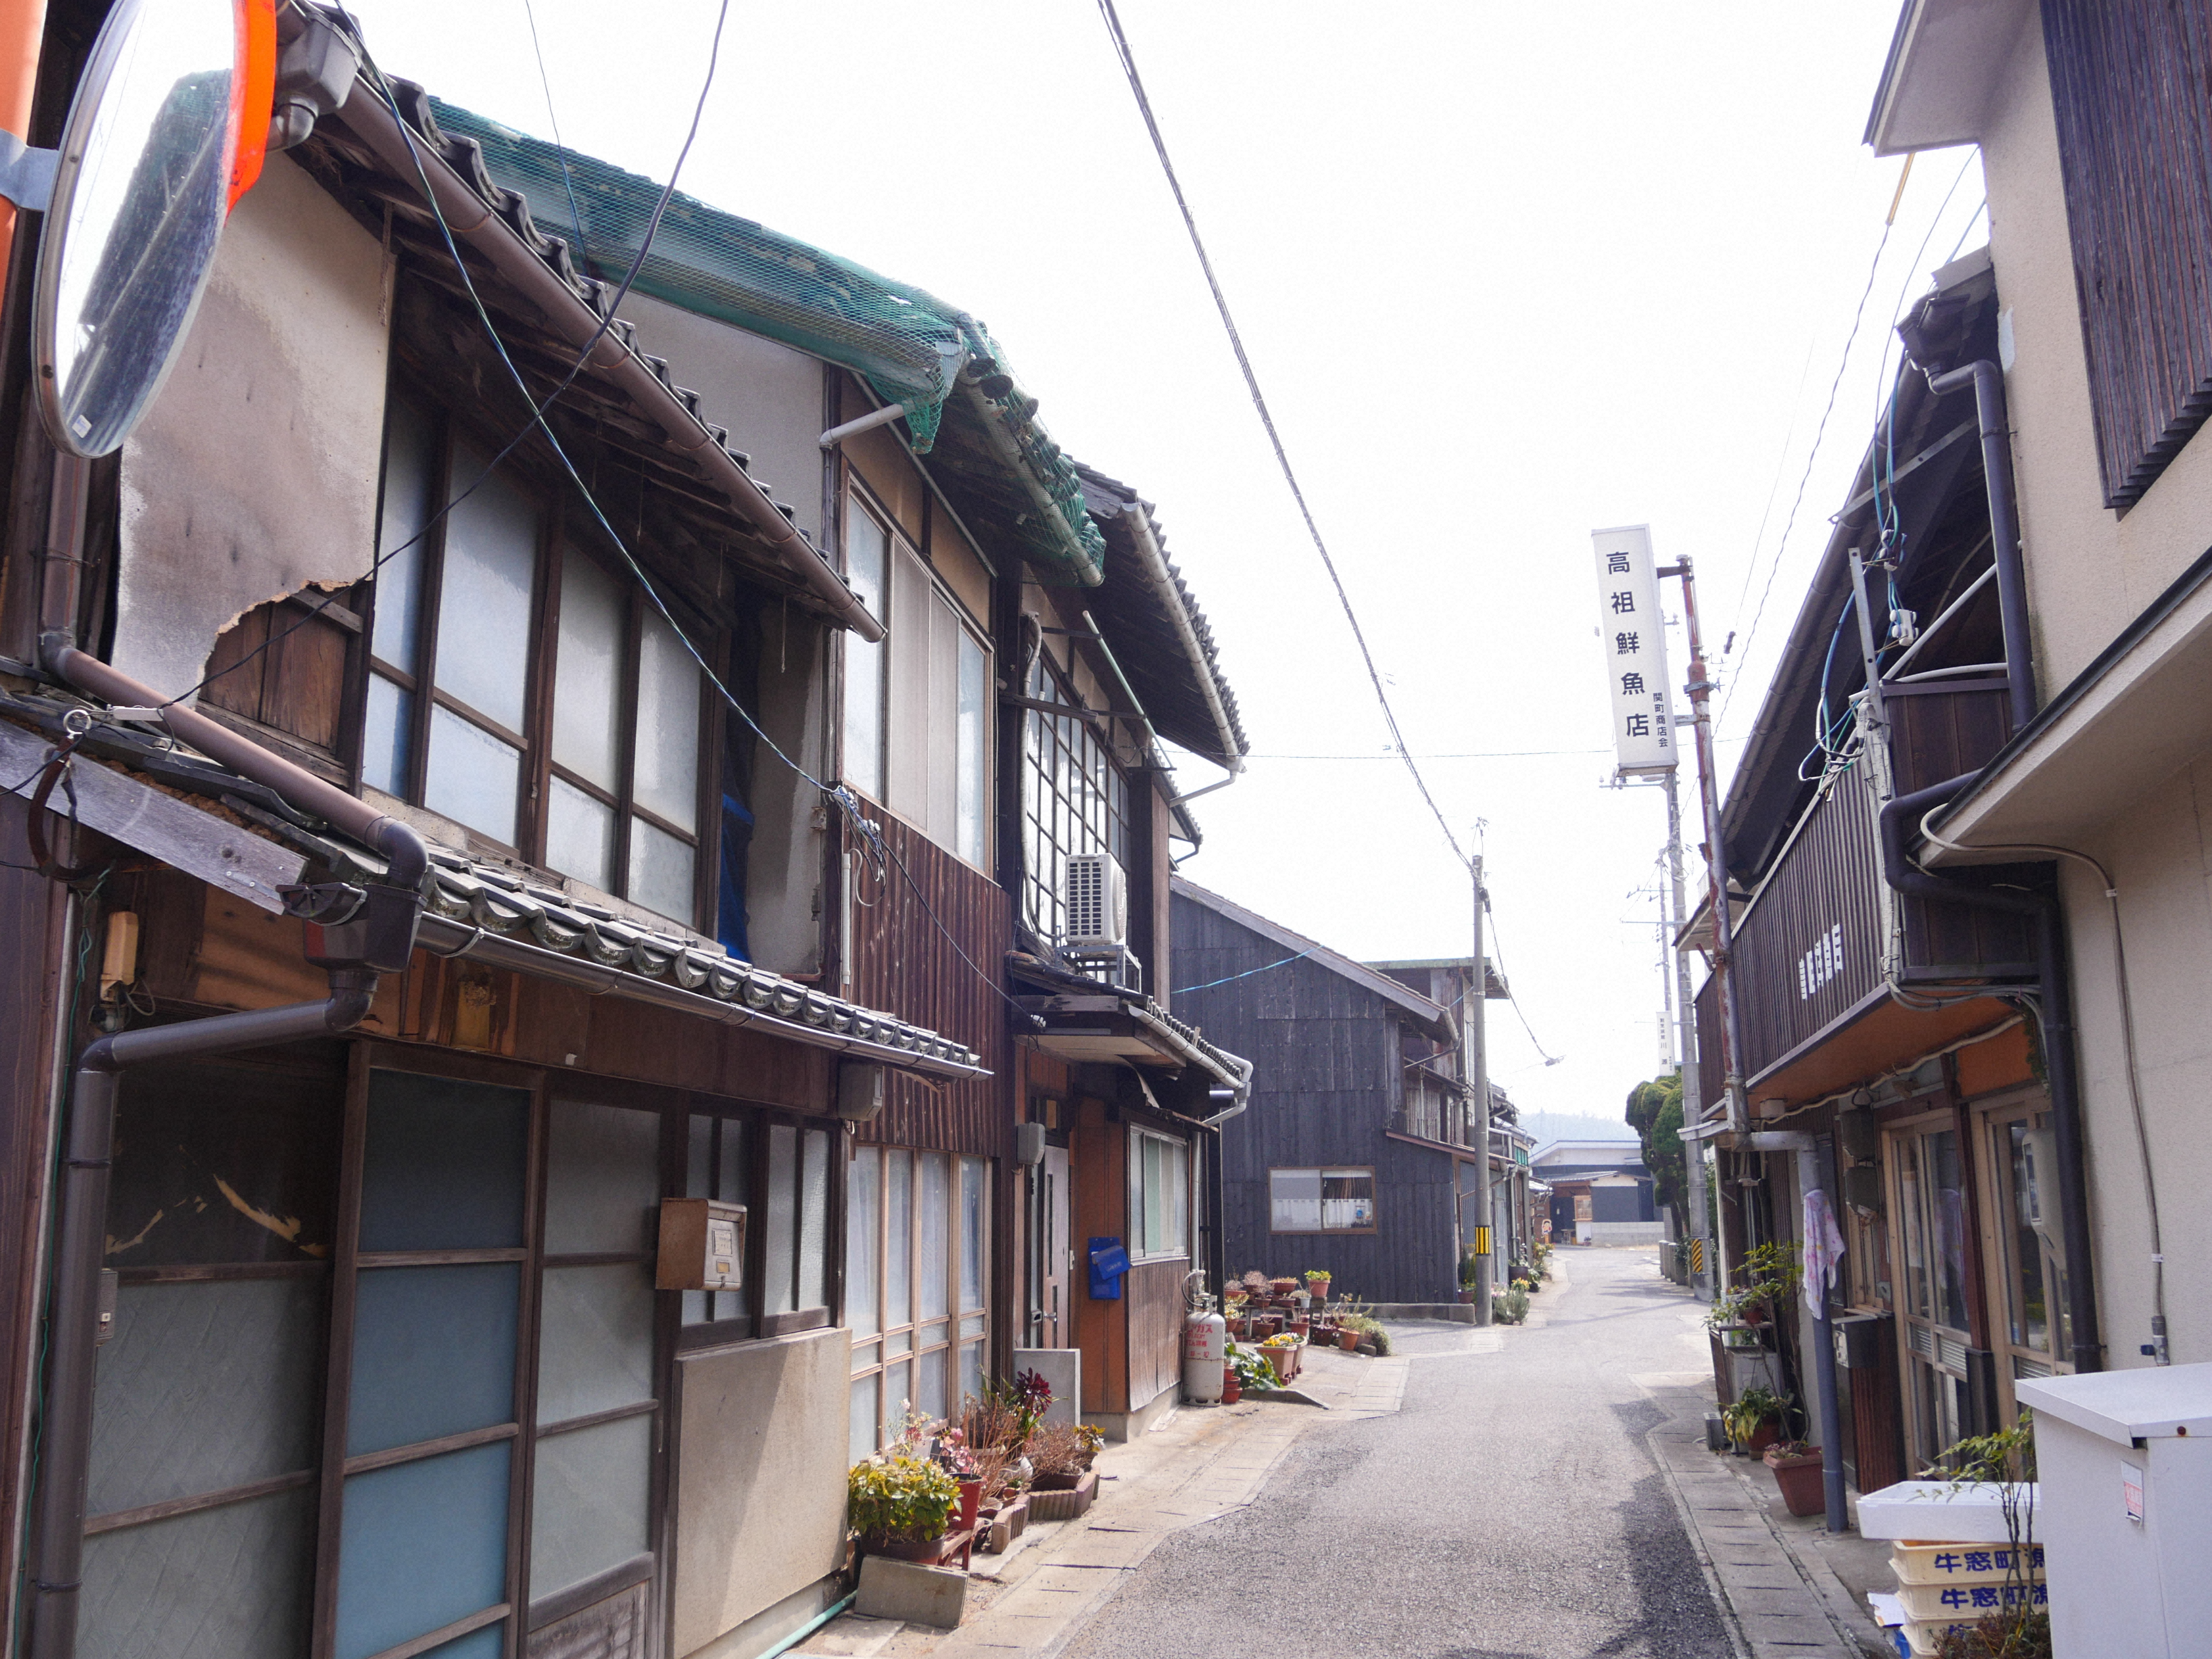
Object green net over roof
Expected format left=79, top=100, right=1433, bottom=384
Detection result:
left=430, top=101, right=1104, bottom=580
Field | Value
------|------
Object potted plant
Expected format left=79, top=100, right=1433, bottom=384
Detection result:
left=1763, top=1440, right=1825, bottom=1517
left=848, top=1452, right=958, bottom=1561
left=1221, top=1363, right=1240, bottom=1405
left=1721, top=1386, right=1790, bottom=1455
left=1269, top=1276, right=1300, bottom=1298
left=1304, top=1268, right=1332, bottom=1303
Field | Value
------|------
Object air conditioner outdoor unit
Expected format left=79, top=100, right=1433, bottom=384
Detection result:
left=1063, top=853, right=1128, bottom=951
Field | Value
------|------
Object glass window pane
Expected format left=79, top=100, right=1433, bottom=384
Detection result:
left=916, top=1347, right=948, bottom=1420
left=634, top=608, right=700, bottom=833
left=717, top=1117, right=745, bottom=1205
left=1322, top=1169, right=1374, bottom=1230
left=1271, top=1168, right=1322, bottom=1232
left=800, top=1129, right=830, bottom=1311
left=847, top=1146, right=880, bottom=1337
left=373, top=401, right=435, bottom=675
left=886, top=1150, right=911, bottom=1330
left=843, top=507, right=888, bottom=801
left=956, top=626, right=986, bottom=864
left=530, top=1413, right=651, bottom=1601
left=919, top=1154, right=949, bottom=1321
left=958, top=1341, right=983, bottom=1409
left=347, top=1264, right=519, bottom=1455
left=543, top=1099, right=661, bottom=1255
left=361, top=1072, right=529, bottom=1251
left=553, top=547, right=623, bottom=789
left=850, top=1373, right=880, bottom=1464
left=851, top=1341, right=880, bottom=1373
left=537, top=1263, right=655, bottom=1424
left=424, top=705, right=521, bottom=846
left=545, top=777, right=615, bottom=891
left=420, top=1630, right=502, bottom=1659
left=363, top=673, right=411, bottom=797
left=434, top=447, right=538, bottom=733
left=686, top=1115, right=712, bottom=1200
left=765, top=1125, right=797, bottom=1316
left=960, top=1157, right=986, bottom=1311
left=880, top=1358, right=911, bottom=1439
left=79, top=1484, right=313, bottom=1659
left=336, top=1441, right=510, bottom=1659
left=89, top=1278, right=322, bottom=1517
left=628, top=817, right=695, bottom=925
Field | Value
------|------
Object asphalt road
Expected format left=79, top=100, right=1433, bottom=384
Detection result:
left=1061, top=1248, right=1732, bottom=1659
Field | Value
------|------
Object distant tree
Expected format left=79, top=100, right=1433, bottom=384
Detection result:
left=1625, top=1068, right=1685, bottom=1214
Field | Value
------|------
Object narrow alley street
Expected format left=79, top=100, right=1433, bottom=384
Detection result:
left=1058, top=1249, right=1731, bottom=1659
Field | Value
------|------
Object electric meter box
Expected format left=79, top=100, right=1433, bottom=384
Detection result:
left=656, top=1198, right=746, bottom=1291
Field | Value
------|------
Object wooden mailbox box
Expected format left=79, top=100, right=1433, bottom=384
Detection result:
left=656, top=1197, right=746, bottom=1291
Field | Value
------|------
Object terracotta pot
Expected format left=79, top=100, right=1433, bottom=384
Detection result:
left=1763, top=1446, right=1825, bottom=1517
left=956, top=1479, right=982, bottom=1531
left=1741, top=1302, right=1767, bottom=1327
left=1337, top=1328, right=1360, bottom=1351
left=1306, top=1279, right=1330, bottom=1301
left=1740, top=1421, right=1780, bottom=1455
left=1221, top=1366, right=1241, bottom=1404
left=1264, top=1347, right=1294, bottom=1382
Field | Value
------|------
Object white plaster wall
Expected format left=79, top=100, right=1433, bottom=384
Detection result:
left=112, top=154, right=390, bottom=700
left=1976, top=17, right=2212, bottom=1372
left=2061, top=763, right=2212, bottom=1368
left=671, top=1326, right=851, bottom=1659
left=613, top=291, right=827, bottom=545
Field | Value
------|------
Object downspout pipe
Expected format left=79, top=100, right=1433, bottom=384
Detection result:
left=328, top=91, right=885, bottom=643
left=25, top=973, right=383, bottom=1659
left=1927, top=362, right=2035, bottom=733
left=1880, top=774, right=2102, bottom=1374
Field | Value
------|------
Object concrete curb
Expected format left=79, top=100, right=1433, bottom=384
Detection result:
left=1645, top=1414, right=1755, bottom=1659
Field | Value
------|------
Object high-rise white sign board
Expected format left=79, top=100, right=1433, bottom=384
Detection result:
left=1591, top=524, right=1678, bottom=774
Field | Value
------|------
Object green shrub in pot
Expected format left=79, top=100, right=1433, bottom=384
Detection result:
left=847, top=1453, right=958, bottom=1545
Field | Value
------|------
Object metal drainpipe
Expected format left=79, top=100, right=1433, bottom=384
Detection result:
left=1927, top=362, right=2035, bottom=734
left=1880, top=775, right=2102, bottom=1374
left=26, top=973, right=384, bottom=1659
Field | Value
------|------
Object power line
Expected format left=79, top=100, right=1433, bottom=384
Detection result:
left=519, top=0, right=589, bottom=258
left=1243, top=746, right=1609, bottom=761
left=1093, top=0, right=1466, bottom=870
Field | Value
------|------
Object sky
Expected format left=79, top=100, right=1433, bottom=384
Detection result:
left=336, top=0, right=1990, bottom=1131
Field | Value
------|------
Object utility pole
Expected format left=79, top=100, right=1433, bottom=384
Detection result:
left=1469, top=852, right=1493, bottom=1327
left=1665, top=766, right=1713, bottom=1300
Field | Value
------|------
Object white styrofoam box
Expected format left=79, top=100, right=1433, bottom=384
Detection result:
left=1889, top=1540, right=2045, bottom=1584
left=1902, top=1618, right=1976, bottom=1657
left=1857, top=1480, right=2038, bottom=1543
left=1897, top=1578, right=2047, bottom=1623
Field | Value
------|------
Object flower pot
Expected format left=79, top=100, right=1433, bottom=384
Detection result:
left=1337, top=1328, right=1360, bottom=1351
left=1741, top=1302, right=1767, bottom=1328
left=1221, top=1367, right=1240, bottom=1405
left=1306, top=1279, right=1330, bottom=1302
left=1032, top=1470, right=1082, bottom=1492
left=1762, top=1445, right=1826, bottom=1517
left=956, top=1478, right=982, bottom=1531
left=1738, top=1422, right=1780, bottom=1456
left=1264, top=1347, right=1295, bottom=1382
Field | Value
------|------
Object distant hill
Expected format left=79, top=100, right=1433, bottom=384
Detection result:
left=1521, top=1111, right=1640, bottom=1148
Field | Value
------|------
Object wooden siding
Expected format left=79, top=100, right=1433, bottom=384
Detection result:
left=1125, top=1259, right=1186, bottom=1412
left=1170, top=894, right=1462, bottom=1304
left=1694, top=973, right=1722, bottom=1116
left=845, top=799, right=1010, bottom=1157
left=199, top=594, right=358, bottom=778
left=1733, top=762, right=1887, bottom=1082
left=1072, top=1104, right=1126, bottom=1412
left=1887, top=682, right=2012, bottom=798
left=2043, top=0, right=2212, bottom=507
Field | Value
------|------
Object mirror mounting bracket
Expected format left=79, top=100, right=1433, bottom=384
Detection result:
left=0, top=130, right=57, bottom=214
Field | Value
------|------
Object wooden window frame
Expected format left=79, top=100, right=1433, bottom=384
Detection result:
left=1971, top=1091, right=2073, bottom=1429
left=361, top=401, right=719, bottom=930
left=1021, top=644, right=1132, bottom=947
left=846, top=1143, right=991, bottom=1453
left=674, top=1107, right=841, bottom=1353
left=840, top=480, right=995, bottom=872
left=1127, top=1129, right=1192, bottom=1262
left=1266, top=1165, right=1379, bottom=1237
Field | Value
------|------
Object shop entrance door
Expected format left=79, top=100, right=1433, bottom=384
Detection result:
left=1040, top=1145, right=1071, bottom=1347
left=1888, top=1113, right=1977, bottom=1470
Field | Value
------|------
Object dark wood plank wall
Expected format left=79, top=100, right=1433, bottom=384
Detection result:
left=1170, top=895, right=1460, bottom=1304
left=844, top=798, right=1010, bottom=1158
left=1124, top=1261, right=1186, bottom=1411
left=0, top=795, right=71, bottom=1597
left=1072, top=1101, right=1126, bottom=1412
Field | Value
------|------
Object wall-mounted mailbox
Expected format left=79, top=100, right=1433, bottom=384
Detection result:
left=1087, top=1237, right=1130, bottom=1300
left=656, top=1198, right=746, bottom=1291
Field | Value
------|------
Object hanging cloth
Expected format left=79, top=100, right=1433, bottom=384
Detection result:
left=1802, top=1187, right=1846, bottom=1316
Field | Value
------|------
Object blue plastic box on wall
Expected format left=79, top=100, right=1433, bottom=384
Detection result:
left=1087, top=1237, right=1130, bottom=1299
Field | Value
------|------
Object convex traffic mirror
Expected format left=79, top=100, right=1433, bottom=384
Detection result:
left=0, top=0, right=276, bottom=458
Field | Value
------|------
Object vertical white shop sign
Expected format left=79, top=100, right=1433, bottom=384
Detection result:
left=1591, top=524, right=1678, bottom=774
